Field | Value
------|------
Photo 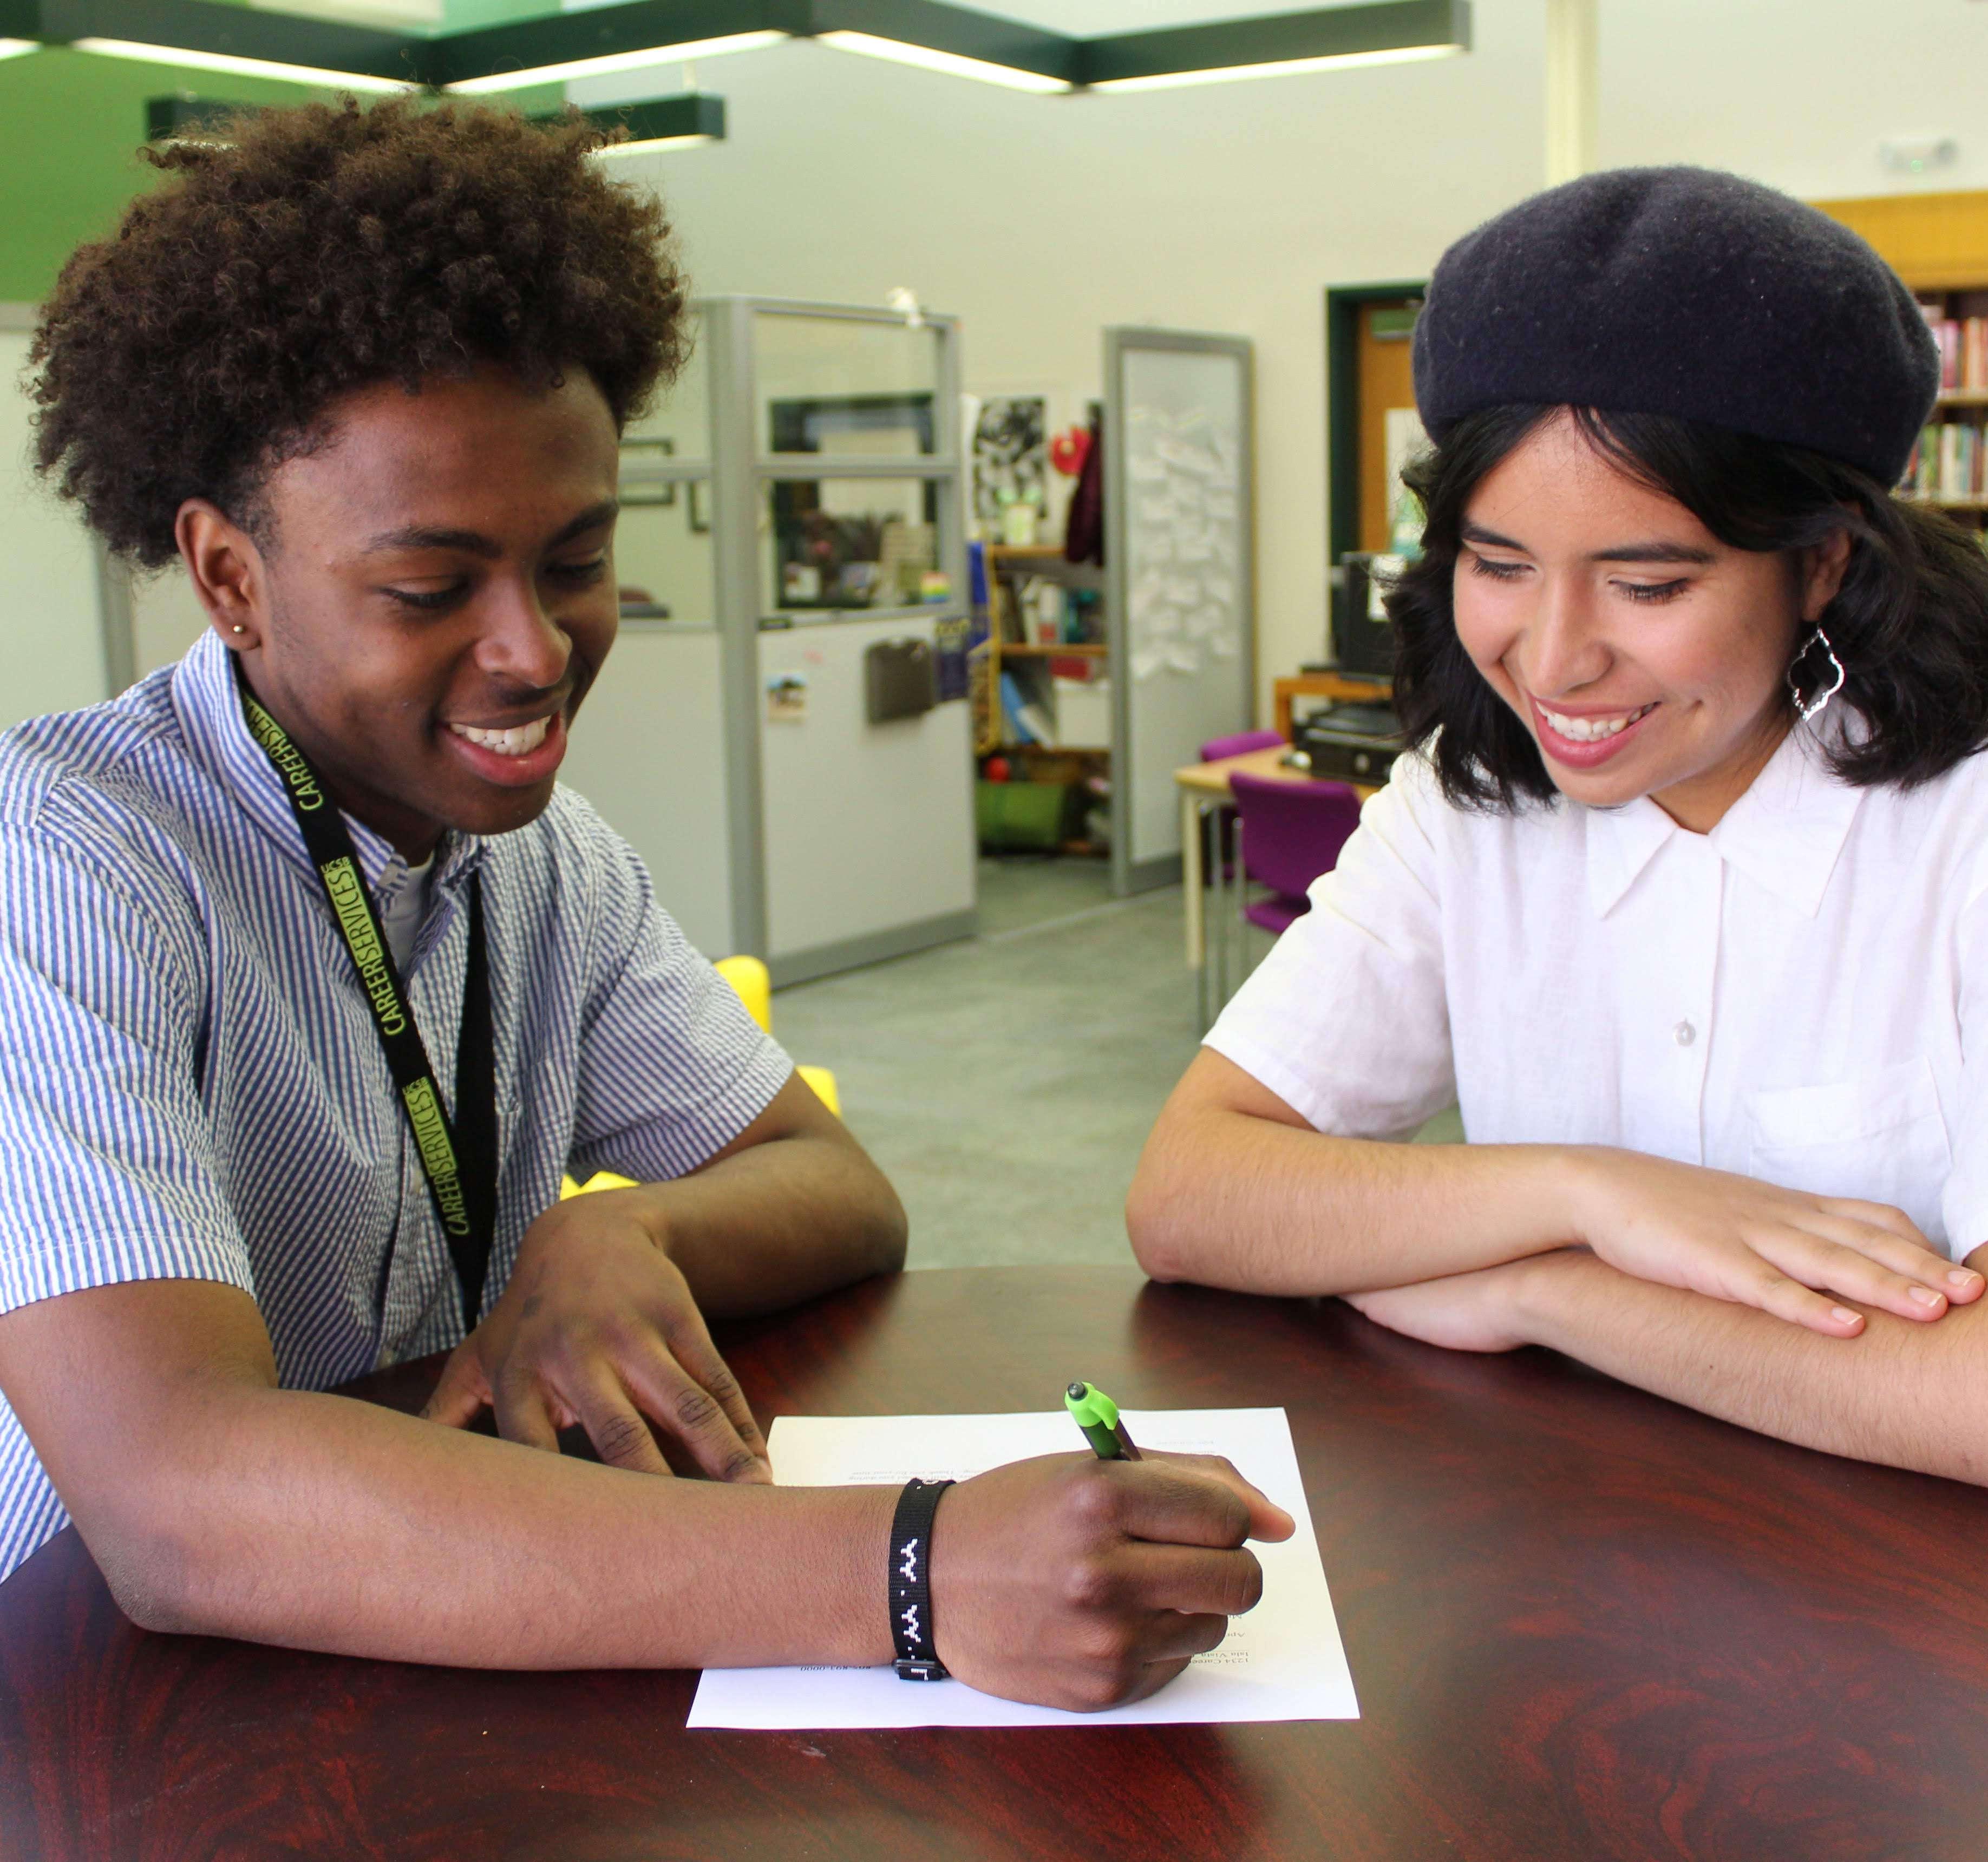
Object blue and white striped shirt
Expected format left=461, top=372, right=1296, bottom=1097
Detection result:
left=0, top=631, right=792, bottom=1583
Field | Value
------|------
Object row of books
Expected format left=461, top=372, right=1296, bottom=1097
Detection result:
left=1920, top=308, right=1988, bottom=392
left=1904, top=422, right=1988, bottom=500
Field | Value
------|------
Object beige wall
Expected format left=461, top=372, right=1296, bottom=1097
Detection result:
left=13, top=0, right=1988, bottom=724
left=0, top=322, right=107, bottom=728
left=578, top=0, right=1988, bottom=720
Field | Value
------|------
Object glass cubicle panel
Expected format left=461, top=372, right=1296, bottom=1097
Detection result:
left=621, top=310, right=709, bottom=464
left=753, top=312, right=941, bottom=457
left=1107, top=331, right=1254, bottom=889
left=613, top=486, right=716, bottom=623
left=1121, top=346, right=1246, bottom=677
left=759, top=477, right=944, bottom=615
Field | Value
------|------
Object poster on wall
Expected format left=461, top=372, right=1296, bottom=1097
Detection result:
left=971, top=396, right=1049, bottom=540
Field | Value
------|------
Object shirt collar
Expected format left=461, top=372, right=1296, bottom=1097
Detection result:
left=1584, top=792, right=1679, bottom=919
left=1584, top=714, right=1863, bottom=921
left=171, top=630, right=489, bottom=899
left=1709, top=714, right=1863, bottom=918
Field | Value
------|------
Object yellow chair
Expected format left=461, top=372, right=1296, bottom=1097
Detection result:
left=713, top=955, right=840, bottom=1116
left=563, top=955, right=841, bottom=1198
left=714, top=955, right=772, bottom=1034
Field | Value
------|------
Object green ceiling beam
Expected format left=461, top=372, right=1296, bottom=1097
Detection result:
left=804, top=0, right=1070, bottom=87
left=564, top=90, right=725, bottom=144
left=34, top=0, right=418, bottom=84
left=430, top=0, right=803, bottom=93
left=1078, top=0, right=1472, bottom=88
left=6, top=0, right=1475, bottom=97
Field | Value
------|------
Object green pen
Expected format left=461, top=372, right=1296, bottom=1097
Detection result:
left=1065, top=1380, right=1143, bottom=1460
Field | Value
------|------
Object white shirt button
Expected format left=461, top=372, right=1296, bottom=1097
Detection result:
left=1674, top=1020, right=1697, bottom=1047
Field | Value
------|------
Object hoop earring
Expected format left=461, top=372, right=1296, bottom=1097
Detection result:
left=1788, top=625, right=1845, bottom=723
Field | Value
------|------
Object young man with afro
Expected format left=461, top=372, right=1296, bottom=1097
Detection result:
left=0, top=101, right=1286, bottom=1708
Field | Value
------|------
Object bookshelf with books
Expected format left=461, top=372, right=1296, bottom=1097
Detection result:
left=1809, top=192, right=1988, bottom=529
left=1901, top=297, right=1988, bottom=518
left=973, top=546, right=1110, bottom=752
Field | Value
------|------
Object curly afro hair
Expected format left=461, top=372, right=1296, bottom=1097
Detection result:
left=30, top=97, right=688, bottom=567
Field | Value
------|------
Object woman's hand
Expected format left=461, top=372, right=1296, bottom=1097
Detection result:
left=1561, top=1149, right=1984, bottom=1336
left=1343, top=1258, right=1541, bottom=1352
left=422, top=1189, right=771, bottom=1480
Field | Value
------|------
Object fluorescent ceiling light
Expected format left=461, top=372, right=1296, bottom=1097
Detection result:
left=592, top=133, right=716, bottom=155
left=445, top=29, right=784, bottom=94
left=1091, top=42, right=1460, bottom=92
left=816, top=30, right=1070, bottom=94
left=73, top=37, right=414, bottom=90
left=0, top=38, right=37, bottom=60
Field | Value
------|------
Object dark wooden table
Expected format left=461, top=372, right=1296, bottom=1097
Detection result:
left=3, top=1266, right=1986, bottom=1861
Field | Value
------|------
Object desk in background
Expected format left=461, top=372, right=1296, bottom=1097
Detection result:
left=5, top=1264, right=1986, bottom=1861
left=1273, top=668, right=1390, bottom=742
left=1176, top=746, right=1375, bottom=1025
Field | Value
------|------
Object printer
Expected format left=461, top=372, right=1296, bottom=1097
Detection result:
left=1291, top=700, right=1403, bottom=786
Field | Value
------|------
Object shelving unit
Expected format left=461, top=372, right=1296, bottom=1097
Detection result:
left=1811, top=194, right=1988, bottom=535
left=1901, top=344, right=1988, bottom=521
left=971, top=326, right=1256, bottom=886
left=975, top=547, right=1108, bottom=742
left=971, top=544, right=1111, bottom=854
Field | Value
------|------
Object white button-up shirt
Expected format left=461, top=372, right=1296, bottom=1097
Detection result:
left=1206, top=721, right=1988, bottom=1261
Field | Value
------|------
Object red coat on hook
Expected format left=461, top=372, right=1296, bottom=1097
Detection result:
left=1049, top=424, right=1092, bottom=477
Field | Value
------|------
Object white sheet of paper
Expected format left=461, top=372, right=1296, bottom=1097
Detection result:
left=687, top=1407, right=1358, bottom=1730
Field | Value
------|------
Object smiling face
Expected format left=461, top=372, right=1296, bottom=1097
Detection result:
left=178, top=366, right=622, bottom=858
left=1449, top=411, right=1850, bottom=832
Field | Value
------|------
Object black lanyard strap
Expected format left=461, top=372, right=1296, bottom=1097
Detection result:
left=238, top=667, right=495, bottom=1331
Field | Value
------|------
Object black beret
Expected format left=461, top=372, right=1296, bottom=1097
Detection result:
left=1412, top=166, right=1940, bottom=485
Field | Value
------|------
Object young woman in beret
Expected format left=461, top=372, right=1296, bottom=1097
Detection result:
left=1130, top=167, right=1988, bottom=1484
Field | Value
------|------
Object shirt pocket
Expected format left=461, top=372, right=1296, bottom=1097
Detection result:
left=1744, top=1055, right=1953, bottom=1244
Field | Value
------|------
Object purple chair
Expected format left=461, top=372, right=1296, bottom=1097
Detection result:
left=1228, top=771, right=1363, bottom=939
left=1200, top=729, right=1284, bottom=763
left=1198, top=730, right=1286, bottom=883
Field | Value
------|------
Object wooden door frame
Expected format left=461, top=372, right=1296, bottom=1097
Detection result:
left=1324, top=281, right=1428, bottom=573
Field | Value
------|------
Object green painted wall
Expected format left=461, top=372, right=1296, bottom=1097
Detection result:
left=0, top=39, right=561, bottom=304
left=0, top=49, right=345, bottom=301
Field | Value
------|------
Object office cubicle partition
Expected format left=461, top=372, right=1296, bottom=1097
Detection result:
left=564, top=298, right=977, bottom=982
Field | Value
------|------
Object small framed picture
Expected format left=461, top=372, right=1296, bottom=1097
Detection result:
left=766, top=672, right=808, bottom=722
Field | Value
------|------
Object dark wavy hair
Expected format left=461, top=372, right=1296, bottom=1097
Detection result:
left=1387, top=404, right=1988, bottom=810
left=30, top=97, right=687, bottom=567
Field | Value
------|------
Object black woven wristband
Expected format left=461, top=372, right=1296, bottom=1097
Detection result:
left=888, top=1477, right=955, bottom=1681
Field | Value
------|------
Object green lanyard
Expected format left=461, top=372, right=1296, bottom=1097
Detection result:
left=237, top=665, right=496, bottom=1332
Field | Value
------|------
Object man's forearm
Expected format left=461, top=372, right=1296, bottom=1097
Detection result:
left=116, top=1378, right=897, bottom=1666
left=1515, top=1249, right=1988, bottom=1484
left=638, top=1116, right=907, bottom=1319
